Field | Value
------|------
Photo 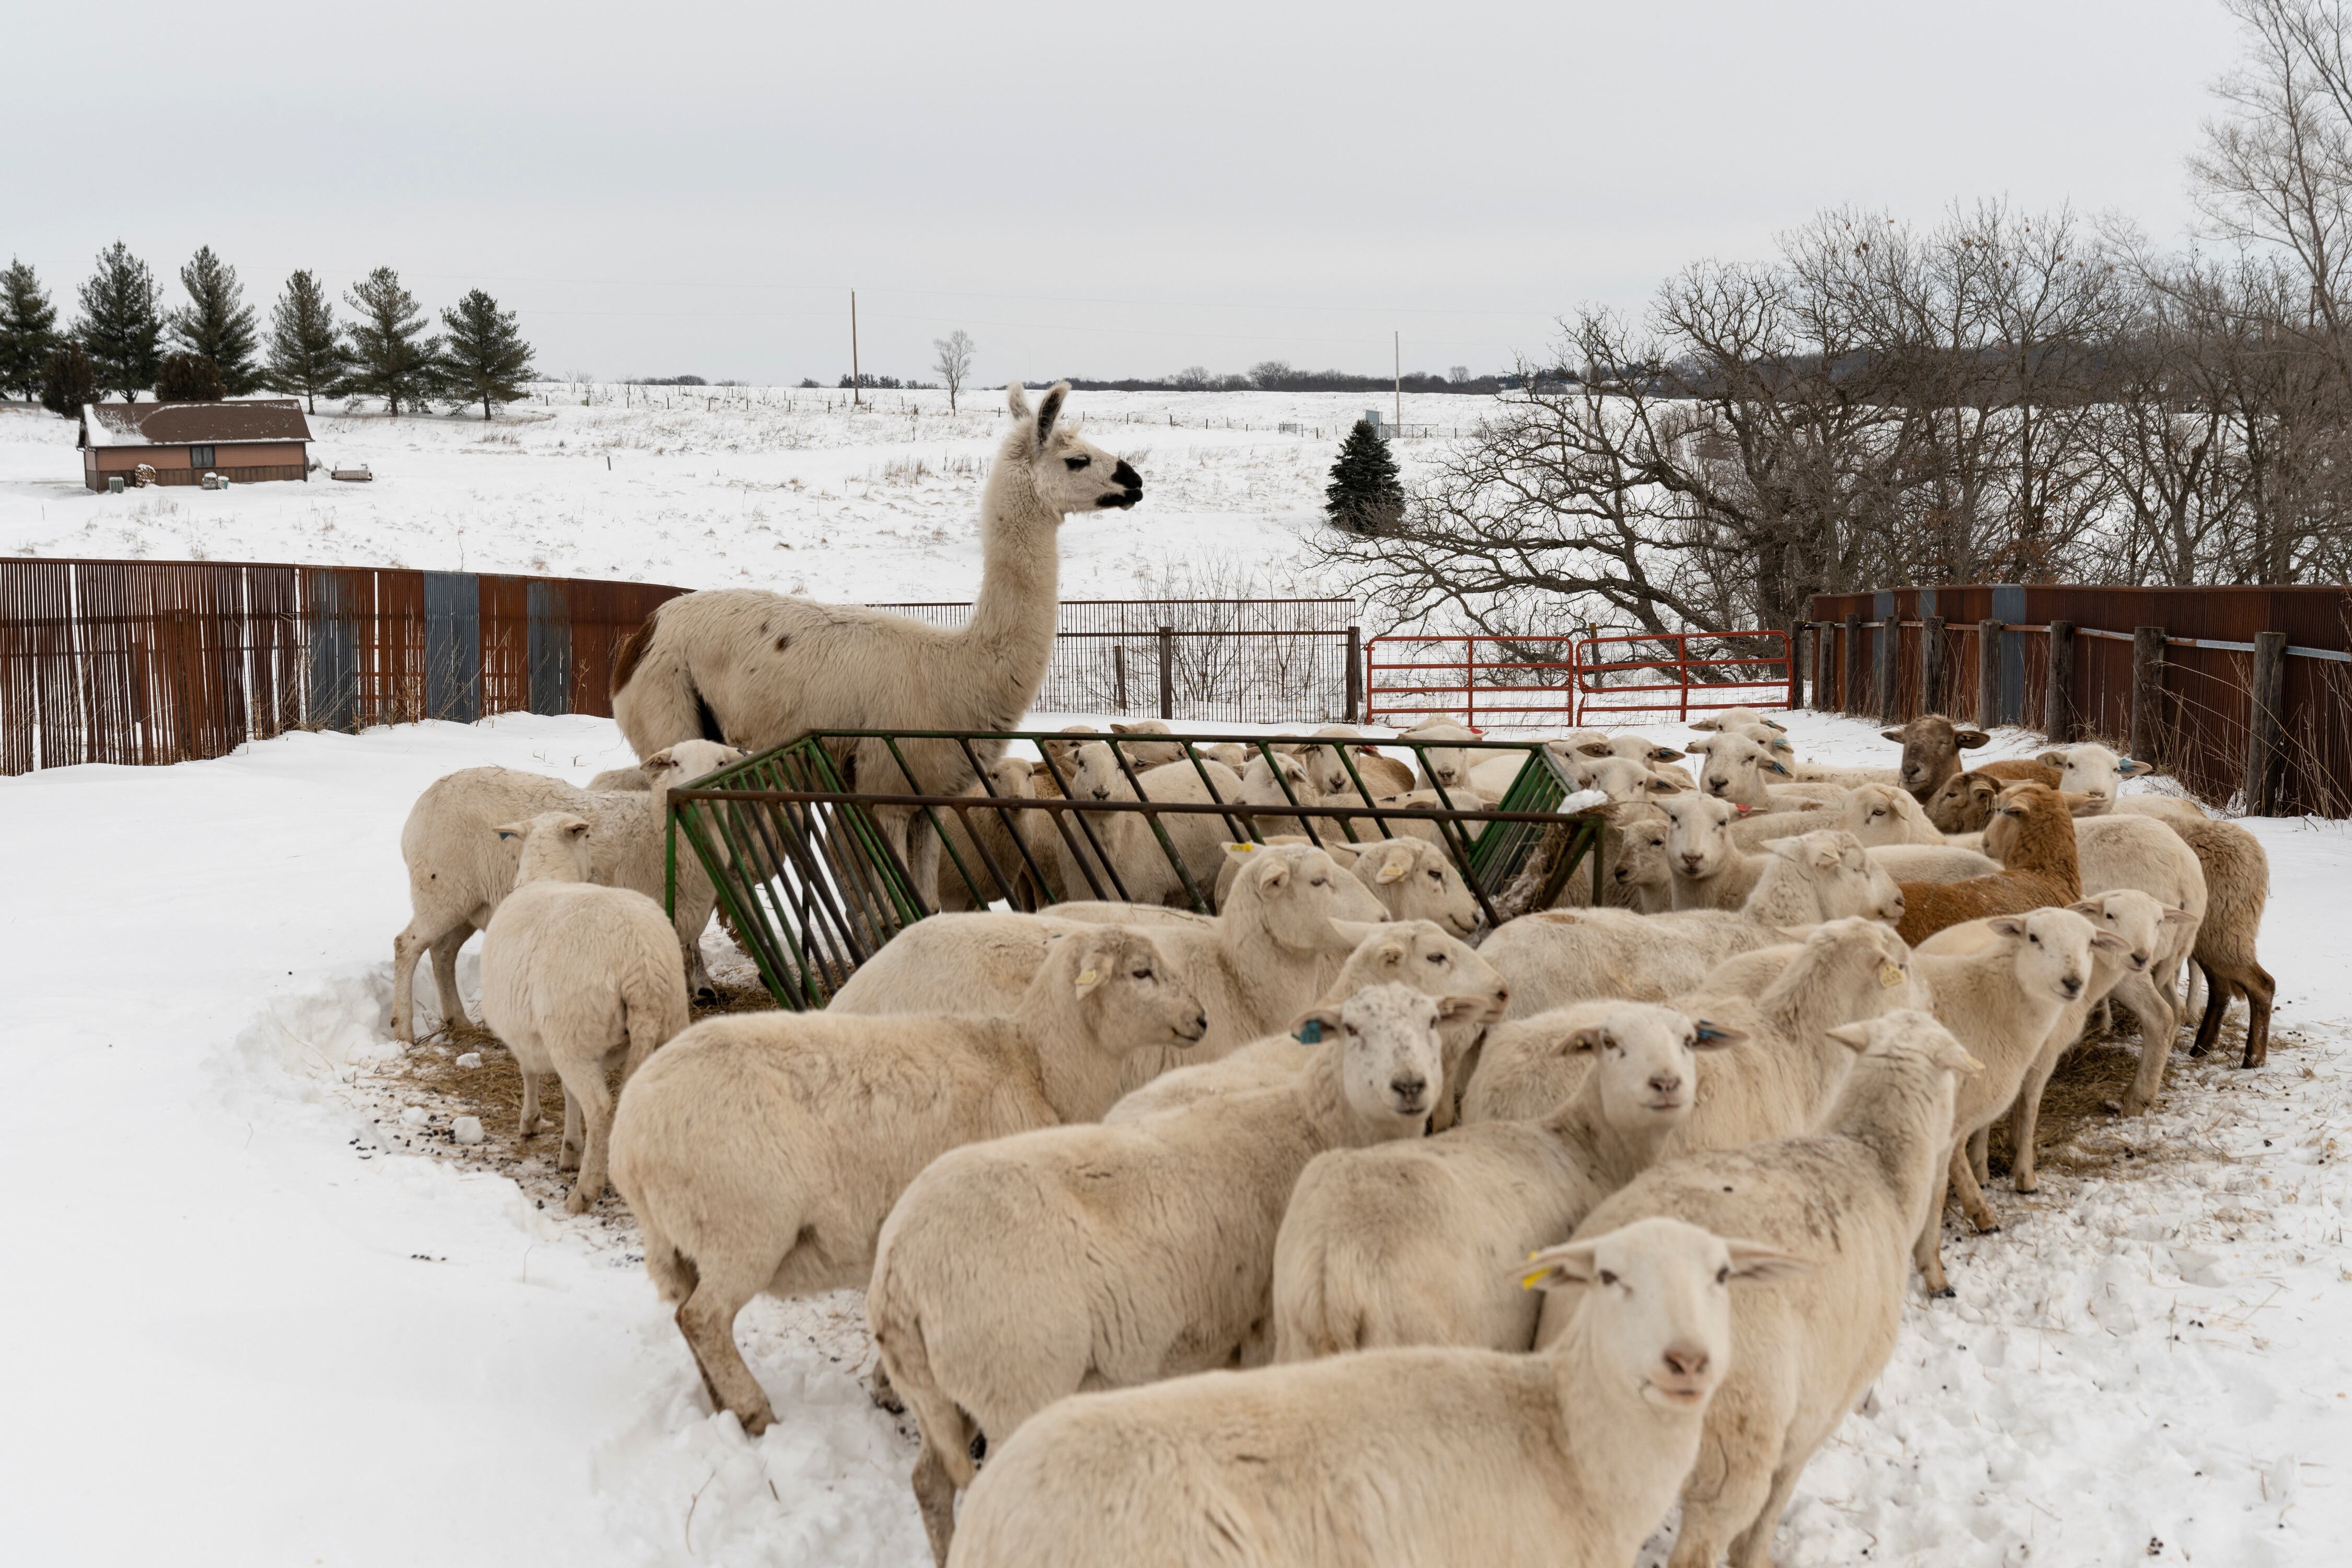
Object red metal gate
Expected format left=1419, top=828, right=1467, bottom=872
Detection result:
left=1364, top=630, right=1793, bottom=729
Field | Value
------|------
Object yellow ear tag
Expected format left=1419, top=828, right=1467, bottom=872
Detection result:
left=1880, top=963, right=1905, bottom=989
left=1077, top=969, right=1100, bottom=987
left=1519, top=1269, right=1549, bottom=1292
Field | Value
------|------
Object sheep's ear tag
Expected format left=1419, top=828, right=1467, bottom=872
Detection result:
left=1293, top=1019, right=1323, bottom=1044
left=1879, top=962, right=1906, bottom=990
left=1734, top=804, right=1754, bottom=817
left=1074, top=967, right=1103, bottom=996
left=1375, top=862, right=1406, bottom=883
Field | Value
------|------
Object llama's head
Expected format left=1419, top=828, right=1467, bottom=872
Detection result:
left=1004, top=381, right=1143, bottom=515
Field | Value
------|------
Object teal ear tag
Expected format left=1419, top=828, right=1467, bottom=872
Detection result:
left=1294, top=1019, right=1323, bottom=1044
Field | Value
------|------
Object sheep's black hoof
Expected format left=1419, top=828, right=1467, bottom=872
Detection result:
left=1932, top=1285, right=1956, bottom=1299
left=695, top=986, right=720, bottom=1005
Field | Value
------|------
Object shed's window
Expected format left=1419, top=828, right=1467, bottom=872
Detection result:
left=190, top=445, right=215, bottom=468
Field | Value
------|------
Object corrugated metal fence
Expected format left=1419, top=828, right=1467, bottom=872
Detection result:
left=0, top=558, right=686, bottom=774
left=1804, top=584, right=2352, bottom=817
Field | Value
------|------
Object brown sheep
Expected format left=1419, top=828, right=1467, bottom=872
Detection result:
left=1922, top=762, right=2067, bottom=834
left=2171, top=816, right=2276, bottom=1069
left=1895, top=782, right=2083, bottom=947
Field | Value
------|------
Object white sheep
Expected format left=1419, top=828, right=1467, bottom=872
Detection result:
left=1691, top=707, right=1789, bottom=733
left=1458, top=917, right=1924, bottom=1133
left=605, top=923, right=1205, bottom=1436
left=1837, top=781, right=1949, bottom=845
left=828, top=843, right=1383, bottom=1075
left=389, top=739, right=743, bottom=1042
left=1684, top=730, right=1840, bottom=813
left=1214, top=833, right=1479, bottom=935
left=1909, top=906, right=2127, bottom=1293
left=2034, top=741, right=2209, bottom=826
left=478, top=812, right=691, bottom=1214
left=942, top=1215, right=1803, bottom=1568
left=869, top=982, right=1474, bottom=1563
left=1548, top=801, right=1676, bottom=913
left=1726, top=803, right=1838, bottom=850
left=1479, top=829, right=1905, bottom=1018
left=1536, top=1009, right=1981, bottom=1568
left=1276, top=726, right=1415, bottom=801
left=1553, top=751, right=1683, bottom=805
left=1105, top=919, right=1509, bottom=1128
left=1399, top=717, right=1480, bottom=792
left=1271, top=1000, right=1727, bottom=1363
left=1055, top=740, right=1249, bottom=907
left=1562, top=731, right=1688, bottom=766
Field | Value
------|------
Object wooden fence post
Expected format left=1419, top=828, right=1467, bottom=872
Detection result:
left=2044, top=620, right=2076, bottom=743
left=1876, top=616, right=1901, bottom=721
left=1977, top=619, right=2001, bottom=728
left=1158, top=625, right=1174, bottom=721
left=1842, top=613, right=1864, bottom=715
left=1921, top=616, right=1945, bottom=717
left=2129, top=627, right=2166, bottom=765
left=2244, top=630, right=2287, bottom=815
left=1788, top=621, right=1805, bottom=710
left=1345, top=625, right=1362, bottom=723
left=1811, top=623, right=1830, bottom=710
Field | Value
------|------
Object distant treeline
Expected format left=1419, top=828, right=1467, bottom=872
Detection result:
left=1054, top=361, right=1552, bottom=396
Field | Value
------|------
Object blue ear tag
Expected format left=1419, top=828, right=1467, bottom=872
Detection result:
left=1294, top=1019, right=1323, bottom=1044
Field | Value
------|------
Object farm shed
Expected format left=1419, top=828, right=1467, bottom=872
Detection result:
left=78, top=399, right=313, bottom=490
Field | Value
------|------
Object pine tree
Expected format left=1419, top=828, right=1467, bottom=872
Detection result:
left=38, top=341, right=95, bottom=418
left=77, top=241, right=164, bottom=401
left=168, top=246, right=260, bottom=395
left=342, top=267, right=441, bottom=415
left=437, top=288, right=536, bottom=419
left=264, top=270, right=345, bottom=413
left=0, top=259, right=59, bottom=401
left=156, top=351, right=227, bottom=402
left=1324, top=419, right=1405, bottom=534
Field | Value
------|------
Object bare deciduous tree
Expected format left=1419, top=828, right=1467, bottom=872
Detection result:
left=932, top=329, right=975, bottom=413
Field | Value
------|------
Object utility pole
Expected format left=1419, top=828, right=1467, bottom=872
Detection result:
left=1393, top=331, right=1401, bottom=430
left=850, top=291, right=861, bottom=407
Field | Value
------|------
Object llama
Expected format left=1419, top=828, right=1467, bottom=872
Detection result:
left=608, top=381, right=1143, bottom=897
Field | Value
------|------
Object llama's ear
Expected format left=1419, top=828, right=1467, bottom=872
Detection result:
left=1036, top=381, right=1069, bottom=443
left=1006, top=381, right=1033, bottom=423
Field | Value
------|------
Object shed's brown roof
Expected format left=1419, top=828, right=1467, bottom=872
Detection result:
left=79, top=399, right=313, bottom=449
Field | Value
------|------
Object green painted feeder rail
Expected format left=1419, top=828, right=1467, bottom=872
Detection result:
left=664, top=728, right=1608, bottom=1012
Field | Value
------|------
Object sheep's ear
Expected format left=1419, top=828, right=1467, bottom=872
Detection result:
left=1880, top=729, right=1906, bottom=743
left=1825, top=1021, right=1873, bottom=1054
left=1365, top=936, right=1411, bottom=969
left=2066, top=899, right=2104, bottom=917
left=1691, top=1018, right=1747, bottom=1050
left=1110, top=722, right=1138, bottom=734
left=1375, top=860, right=1406, bottom=883
left=1562, top=1025, right=1609, bottom=1056
left=1956, top=730, right=1990, bottom=749
left=1760, top=718, right=1787, bottom=732
left=1986, top=915, right=2028, bottom=938
left=2158, top=905, right=2194, bottom=926
left=1035, top=381, right=1068, bottom=443
left=1682, top=739, right=1713, bottom=756
left=2117, top=756, right=2153, bottom=778
left=1289, top=1006, right=1343, bottom=1044
left=1768, top=737, right=1795, bottom=754
left=1765, top=759, right=1793, bottom=777
left=2089, top=930, right=2132, bottom=954
left=2036, top=750, right=2067, bottom=769
left=564, top=820, right=591, bottom=839
left=1722, top=1240, right=1812, bottom=1282
left=1811, top=839, right=1844, bottom=869
left=1576, top=740, right=1611, bottom=758
left=1689, top=717, right=1721, bottom=731
left=1435, top=994, right=1493, bottom=1024
left=1934, top=1040, right=1988, bottom=1074
left=1006, top=381, right=1033, bottom=422
left=1646, top=775, right=1684, bottom=794
left=1518, top=1238, right=1604, bottom=1292
left=1650, top=745, right=1682, bottom=763
left=493, top=820, right=528, bottom=840
left=641, top=746, right=676, bottom=772
left=1766, top=836, right=1804, bottom=861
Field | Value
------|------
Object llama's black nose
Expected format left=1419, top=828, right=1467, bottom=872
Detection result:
left=1112, top=459, right=1141, bottom=490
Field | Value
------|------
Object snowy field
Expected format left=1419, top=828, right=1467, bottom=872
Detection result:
left=0, top=386, right=1489, bottom=600
left=4, top=704, right=2348, bottom=1567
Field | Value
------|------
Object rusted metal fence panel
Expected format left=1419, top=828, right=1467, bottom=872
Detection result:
left=1809, top=583, right=2352, bottom=816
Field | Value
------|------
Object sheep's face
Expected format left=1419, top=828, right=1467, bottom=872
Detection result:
left=1356, top=839, right=1481, bottom=936
left=1839, top=784, right=1916, bottom=846
left=2067, top=891, right=2183, bottom=976
left=1986, top=908, right=2122, bottom=1005
left=1518, top=1217, right=1806, bottom=1411
left=1401, top=722, right=1477, bottom=792
left=1334, top=919, right=1509, bottom=1017
left=1106, top=721, right=1187, bottom=769
left=1569, top=1004, right=1740, bottom=1129
left=1242, top=845, right=1388, bottom=951
left=1687, top=733, right=1787, bottom=802
left=1573, top=755, right=1680, bottom=804
left=1242, top=753, right=1317, bottom=809
left=1068, top=930, right=1207, bottom=1052
left=2038, top=743, right=2150, bottom=815
left=1005, top=381, right=1143, bottom=515
left=1924, top=771, right=2001, bottom=835
left=1069, top=741, right=1127, bottom=801
left=1612, top=809, right=1675, bottom=902
left=1883, top=713, right=1989, bottom=799
left=1662, top=793, right=1738, bottom=879
left=1294, top=982, right=1457, bottom=1129
left=643, top=740, right=746, bottom=792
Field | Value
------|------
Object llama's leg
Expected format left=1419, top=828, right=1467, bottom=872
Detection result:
left=675, top=1255, right=781, bottom=1434
left=558, top=1060, right=614, bottom=1214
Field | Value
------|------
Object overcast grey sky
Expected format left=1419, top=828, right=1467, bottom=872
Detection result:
left=5, top=1, right=2245, bottom=386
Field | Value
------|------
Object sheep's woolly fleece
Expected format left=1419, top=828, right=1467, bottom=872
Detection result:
left=3, top=707, right=2348, bottom=1567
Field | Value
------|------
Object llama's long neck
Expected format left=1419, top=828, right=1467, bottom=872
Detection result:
left=954, top=453, right=1062, bottom=714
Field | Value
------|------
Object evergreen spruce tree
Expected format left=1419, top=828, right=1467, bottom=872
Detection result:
left=438, top=288, right=536, bottom=419
left=263, top=269, right=346, bottom=413
left=168, top=246, right=260, bottom=395
left=1324, top=418, right=1405, bottom=534
left=77, top=241, right=164, bottom=401
left=38, top=342, right=95, bottom=418
left=342, top=267, right=441, bottom=415
left=156, top=351, right=227, bottom=402
left=0, top=259, right=59, bottom=401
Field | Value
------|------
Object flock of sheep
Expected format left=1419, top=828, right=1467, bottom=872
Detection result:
left=382, top=691, right=2272, bottom=1567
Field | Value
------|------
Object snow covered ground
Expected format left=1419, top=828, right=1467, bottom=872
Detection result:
left=4, top=704, right=2347, bottom=1566
left=0, top=386, right=1486, bottom=602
